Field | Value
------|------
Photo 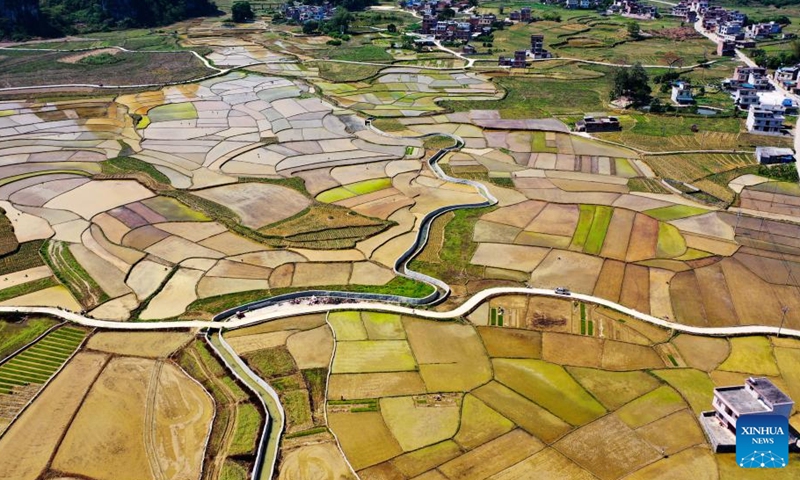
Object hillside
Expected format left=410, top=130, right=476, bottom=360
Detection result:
left=0, top=0, right=220, bottom=39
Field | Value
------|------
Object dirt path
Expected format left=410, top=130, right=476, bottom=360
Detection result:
left=144, top=359, right=165, bottom=480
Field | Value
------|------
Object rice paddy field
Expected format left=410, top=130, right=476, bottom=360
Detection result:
left=222, top=308, right=800, bottom=480
left=0, top=326, right=253, bottom=480
left=2, top=6, right=800, bottom=479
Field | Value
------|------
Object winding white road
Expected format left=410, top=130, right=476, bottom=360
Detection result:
left=2, top=286, right=799, bottom=337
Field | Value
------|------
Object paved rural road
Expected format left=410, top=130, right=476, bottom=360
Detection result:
left=2, top=286, right=800, bottom=337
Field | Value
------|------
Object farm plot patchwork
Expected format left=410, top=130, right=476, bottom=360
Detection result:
left=316, top=69, right=500, bottom=118
left=282, top=306, right=792, bottom=479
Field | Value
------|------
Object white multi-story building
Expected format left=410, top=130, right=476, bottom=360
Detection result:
left=734, top=87, right=759, bottom=109
left=746, top=105, right=785, bottom=135
left=700, top=377, right=794, bottom=452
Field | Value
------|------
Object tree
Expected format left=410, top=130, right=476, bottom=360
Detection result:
left=440, top=7, right=456, bottom=20
left=231, top=1, right=254, bottom=23
left=387, top=23, right=397, bottom=33
left=610, top=62, right=651, bottom=106
left=627, top=21, right=640, bottom=38
left=303, top=20, right=319, bottom=34
left=326, top=7, right=354, bottom=34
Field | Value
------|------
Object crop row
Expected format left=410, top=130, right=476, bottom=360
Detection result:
left=0, top=327, right=86, bottom=394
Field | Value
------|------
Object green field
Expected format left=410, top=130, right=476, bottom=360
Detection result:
left=644, top=205, right=708, bottom=222
left=0, top=326, right=86, bottom=394
left=228, top=403, right=262, bottom=456
left=0, top=317, right=58, bottom=361
left=441, top=73, right=609, bottom=118
left=492, top=358, right=606, bottom=426
left=316, top=178, right=393, bottom=203
left=583, top=206, right=613, bottom=255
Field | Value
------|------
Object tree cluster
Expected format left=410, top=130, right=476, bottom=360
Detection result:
left=749, top=40, right=800, bottom=69
left=302, top=7, right=354, bottom=35
left=1, top=0, right=220, bottom=39
left=610, top=63, right=652, bottom=106
left=231, top=1, right=254, bottom=23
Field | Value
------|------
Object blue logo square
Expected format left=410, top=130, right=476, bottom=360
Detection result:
left=736, top=415, right=789, bottom=468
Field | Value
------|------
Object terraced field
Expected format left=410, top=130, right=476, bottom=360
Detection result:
left=0, top=325, right=87, bottom=430
left=0, top=326, right=86, bottom=394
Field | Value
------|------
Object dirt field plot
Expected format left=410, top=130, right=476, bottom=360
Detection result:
left=453, top=394, right=515, bottom=450
left=278, top=442, right=355, bottom=480
left=472, top=380, right=571, bottom=443
left=328, top=411, right=403, bottom=470
left=53, top=357, right=212, bottom=480
left=555, top=414, right=662, bottom=480
left=477, top=327, right=541, bottom=358
left=438, top=429, right=544, bottom=480
left=567, top=367, right=660, bottom=410
left=86, top=331, right=191, bottom=358
left=381, top=395, right=461, bottom=451
left=404, top=318, right=492, bottom=391
left=328, top=372, right=427, bottom=400
left=717, top=336, right=779, bottom=376
left=0, top=352, right=107, bottom=480
left=492, top=358, right=606, bottom=426
left=615, top=386, right=687, bottom=428
left=195, top=183, right=311, bottom=229
left=490, top=448, right=595, bottom=480
left=672, top=335, right=730, bottom=372
left=636, top=409, right=705, bottom=455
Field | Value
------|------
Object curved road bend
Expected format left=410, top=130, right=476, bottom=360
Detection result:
left=2, top=287, right=799, bottom=338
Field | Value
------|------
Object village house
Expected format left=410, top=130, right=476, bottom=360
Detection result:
left=733, top=86, right=759, bottom=109
left=671, top=81, right=694, bottom=105
left=530, top=34, right=552, bottom=59
left=498, top=50, right=528, bottom=68
left=717, top=40, right=735, bottom=56
left=283, top=1, right=334, bottom=22
left=609, top=0, right=657, bottom=19
left=575, top=114, right=621, bottom=132
left=756, top=146, right=796, bottom=164
left=745, top=21, right=782, bottom=40
left=700, top=377, right=794, bottom=452
left=746, top=105, right=785, bottom=135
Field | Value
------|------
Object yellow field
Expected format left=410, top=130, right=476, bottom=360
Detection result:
left=453, top=394, right=515, bottom=450
left=332, top=340, right=416, bottom=373
left=0, top=352, right=108, bottom=480
left=328, top=411, right=403, bottom=470
left=380, top=396, right=461, bottom=451
left=86, top=331, right=192, bottom=358
left=53, top=357, right=212, bottom=480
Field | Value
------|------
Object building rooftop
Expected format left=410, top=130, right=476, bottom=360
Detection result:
left=749, top=377, right=793, bottom=405
left=756, top=147, right=794, bottom=157
left=716, top=386, right=770, bottom=414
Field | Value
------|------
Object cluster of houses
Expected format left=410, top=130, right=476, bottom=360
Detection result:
left=281, top=2, right=335, bottom=23
left=402, top=0, right=472, bottom=15
left=498, top=35, right=552, bottom=67
left=608, top=0, right=658, bottom=20
left=671, top=0, right=784, bottom=49
left=412, top=1, right=498, bottom=43
left=508, top=7, right=533, bottom=22
left=539, top=0, right=655, bottom=17
left=539, top=0, right=600, bottom=10
left=719, top=65, right=799, bottom=136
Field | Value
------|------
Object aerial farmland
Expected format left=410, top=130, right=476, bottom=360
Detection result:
left=2, top=0, right=800, bottom=478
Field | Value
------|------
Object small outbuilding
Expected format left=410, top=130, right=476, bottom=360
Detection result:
left=756, top=146, right=795, bottom=164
